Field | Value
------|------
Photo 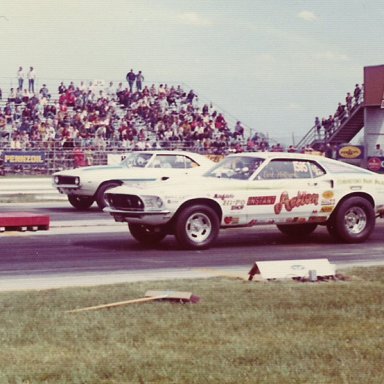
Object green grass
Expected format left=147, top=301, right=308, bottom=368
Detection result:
left=0, top=267, right=383, bottom=383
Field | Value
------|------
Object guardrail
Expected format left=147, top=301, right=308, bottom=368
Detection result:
left=0, top=177, right=65, bottom=200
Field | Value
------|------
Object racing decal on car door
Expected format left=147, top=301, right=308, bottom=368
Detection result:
left=247, top=195, right=276, bottom=205
left=273, top=191, right=319, bottom=215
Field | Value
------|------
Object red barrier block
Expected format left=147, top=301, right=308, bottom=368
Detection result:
left=0, top=212, right=50, bottom=232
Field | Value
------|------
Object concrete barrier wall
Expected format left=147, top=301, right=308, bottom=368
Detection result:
left=0, top=177, right=65, bottom=199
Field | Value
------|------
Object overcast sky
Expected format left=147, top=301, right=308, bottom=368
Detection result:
left=0, top=0, right=383, bottom=144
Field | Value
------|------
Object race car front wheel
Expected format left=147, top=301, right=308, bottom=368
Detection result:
left=327, top=197, right=375, bottom=243
left=96, top=181, right=121, bottom=209
left=175, top=204, right=220, bottom=249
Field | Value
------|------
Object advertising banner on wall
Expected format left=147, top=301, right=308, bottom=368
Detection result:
left=336, top=145, right=364, bottom=160
left=2, top=151, right=46, bottom=167
left=367, top=157, right=384, bottom=173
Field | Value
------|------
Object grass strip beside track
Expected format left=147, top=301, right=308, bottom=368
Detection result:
left=0, top=266, right=383, bottom=384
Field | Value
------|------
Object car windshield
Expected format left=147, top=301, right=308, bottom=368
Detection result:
left=205, top=156, right=265, bottom=180
left=120, top=152, right=153, bottom=168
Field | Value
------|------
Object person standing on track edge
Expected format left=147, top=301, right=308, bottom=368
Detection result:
left=126, top=69, right=136, bottom=93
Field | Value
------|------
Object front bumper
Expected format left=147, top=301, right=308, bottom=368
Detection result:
left=104, top=207, right=172, bottom=226
left=54, top=184, right=95, bottom=197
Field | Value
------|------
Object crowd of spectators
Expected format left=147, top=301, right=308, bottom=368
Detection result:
left=0, top=70, right=270, bottom=157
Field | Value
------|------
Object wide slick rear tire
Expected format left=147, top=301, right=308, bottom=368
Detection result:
left=175, top=204, right=220, bottom=249
left=327, top=197, right=375, bottom=243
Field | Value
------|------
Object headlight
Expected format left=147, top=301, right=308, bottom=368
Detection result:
left=142, top=195, right=164, bottom=210
left=53, top=176, right=59, bottom=184
left=75, top=177, right=80, bottom=185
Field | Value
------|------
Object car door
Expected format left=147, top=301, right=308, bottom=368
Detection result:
left=245, top=159, right=328, bottom=224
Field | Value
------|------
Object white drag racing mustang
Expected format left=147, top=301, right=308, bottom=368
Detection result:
left=53, top=150, right=214, bottom=210
left=104, top=152, right=384, bottom=249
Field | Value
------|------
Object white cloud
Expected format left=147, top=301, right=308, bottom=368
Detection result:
left=313, top=51, right=349, bottom=62
left=297, top=10, right=317, bottom=22
left=176, top=12, right=213, bottom=27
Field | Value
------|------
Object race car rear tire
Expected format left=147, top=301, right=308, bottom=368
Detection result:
left=96, top=181, right=121, bottom=209
left=276, top=223, right=317, bottom=237
left=327, top=197, right=375, bottom=243
left=128, top=224, right=167, bottom=245
left=68, top=195, right=94, bottom=210
left=175, top=204, right=220, bottom=249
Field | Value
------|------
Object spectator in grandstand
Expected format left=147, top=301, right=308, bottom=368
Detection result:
left=353, top=84, right=362, bottom=104
left=234, top=121, right=245, bottom=139
left=136, top=70, right=144, bottom=92
left=335, top=102, right=348, bottom=126
left=27, top=66, right=36, bottom=94
left=0, top=113, right=6, bottom=137
left=324, top=143, right=335, bottom=159
left=126, top=69, right=136, bottom=93
left=104, top=81, right=114, bottom=99
left=17, top=66, right=25, bottom=90
left=186, top=89, right=196, bottom=104
left=73, top=144, right=87, bottom=167
left=39, top=84, right=51, bottom=99
left=345, top=92, right=353, bottom=112
left=58, top=81, right=67, bottom=95
left=322, top=115, right=334, bottom=138
left=314, top=116, right=322, bottom=138
left=374, top=143, right=384, bottom=156
left=8, top=88, right=16, bottom=103
left=271, top=143, right=284, bottom=152
left=21, top=89, right=30, bottom=103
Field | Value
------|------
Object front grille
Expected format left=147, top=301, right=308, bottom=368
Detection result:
left=107, top=193, right=144, bottom=211
left=56, top=176, right=78, bottom=185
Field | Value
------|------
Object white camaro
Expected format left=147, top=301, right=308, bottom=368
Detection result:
left=104, top=152, right=384, bottom=249
left=52, top=150, right=214, bottom=210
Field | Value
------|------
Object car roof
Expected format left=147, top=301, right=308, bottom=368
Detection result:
left=132, top=150, right=207, bottom=157
left=226, top=151, right=376, bottom=174
left=226, top=151, right=325, bottom=160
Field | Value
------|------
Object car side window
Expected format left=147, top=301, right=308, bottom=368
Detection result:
left=308, top=161, right=326, bottom=178
left=292, top=161, right=311, bottom=178
left=153, top=155, right=193, bottom=169
left=257, top=160, right=294, bottom=179
left=184, top=156, right=199, bottom=169
left=257, top=160, right=314, bottom=179
left=153, top=155, right=174, bottom=168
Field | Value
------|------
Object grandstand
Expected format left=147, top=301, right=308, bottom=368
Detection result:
left=1, top=64, right=384, bottom=174
left=0, top=75, right=272, bottom=174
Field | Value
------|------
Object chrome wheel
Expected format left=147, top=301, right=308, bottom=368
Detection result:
left=344, top=206, right=367, bottom=235
left=175, top=205, right=220, bottom=249
left=185, top=212, right=212, bottom=244
left=330, top=197, right=375, bottom=243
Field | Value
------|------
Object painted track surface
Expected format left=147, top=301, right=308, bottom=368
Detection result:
left=1, top=202, right=384, bottom=291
